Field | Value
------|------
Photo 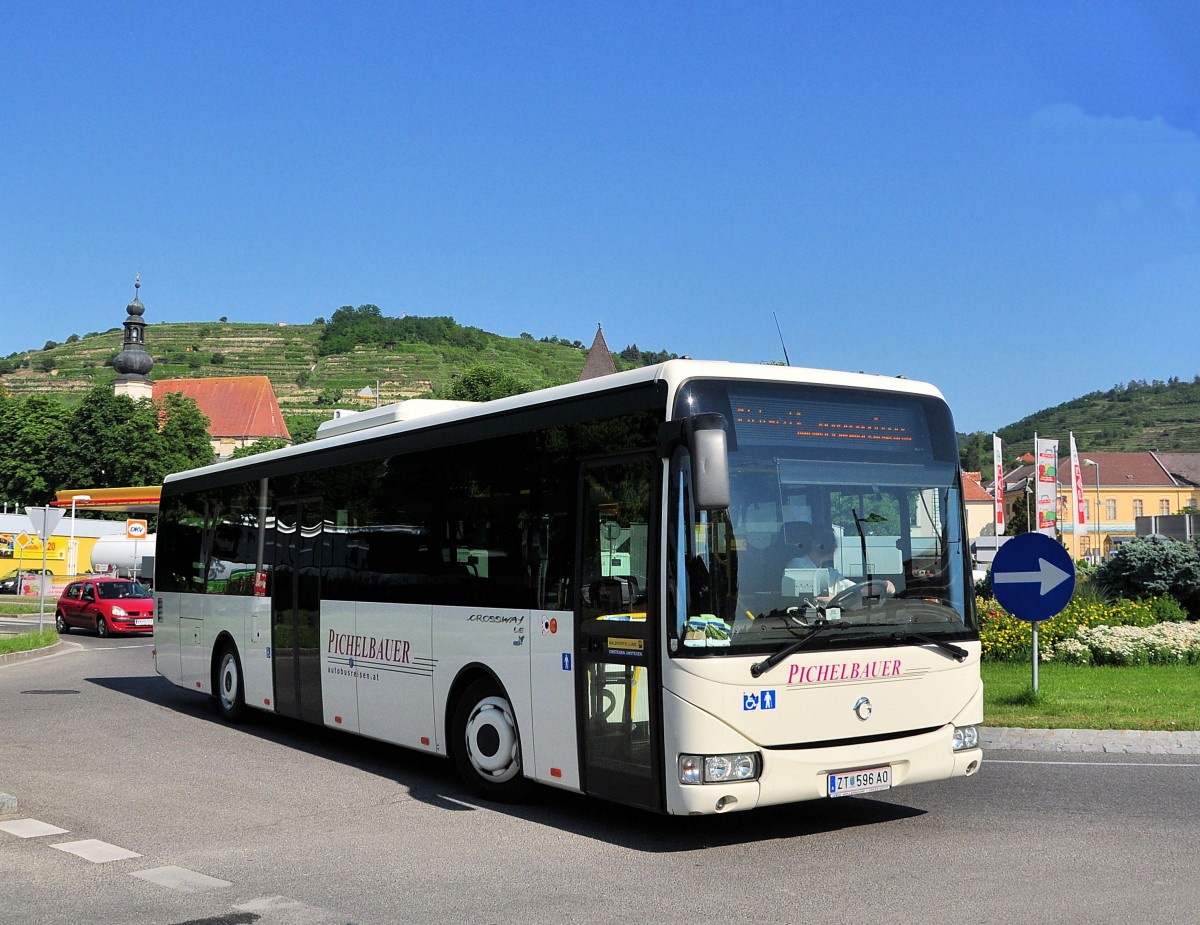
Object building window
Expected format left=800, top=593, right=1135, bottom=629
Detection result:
left=1160, top=499, right=1171, bottom=516
left=1133, top=499, right=1143, bottom=518
left=1084, top=499, right=1091, bottom=520
left=1106, top=499, right=1116, bottom=520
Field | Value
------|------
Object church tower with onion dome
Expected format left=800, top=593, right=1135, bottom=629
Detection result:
left=111, top=274, right=155, bottom=400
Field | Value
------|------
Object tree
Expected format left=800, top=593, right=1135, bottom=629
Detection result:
left=1006, top=489, right=1033, bottom=535
left=316, top=304, right=383, bottom=356
left=51, top=386, right=213, bottom=490
left=958, top=431, right=991, bottom=473
left=54, top=387, right=136, bottom=490
left=231, top=437, right=290, bottom=459
left=0, top=394, right=72, bottom=503
left=438, top=363, right=529, bottom=402
left=154, top=392, right=215, bottom=478
left=284, top=414, right=321, bottom=445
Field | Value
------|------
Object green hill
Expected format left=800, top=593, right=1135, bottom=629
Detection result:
left=957, top=375, right=1200, bottom=472
left=996, top=377, right=1200, bottom=452
left=0, top=310, right=661, bottom=433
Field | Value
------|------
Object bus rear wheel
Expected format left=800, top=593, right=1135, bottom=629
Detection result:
left=452, top=679, right=532, bottom=803
left=215, top=644, right=246, bottom=723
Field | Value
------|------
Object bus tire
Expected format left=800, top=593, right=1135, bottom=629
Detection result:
left=214, top=643, right=247, bottom=723
left=451, top=678, right=533, bottom=803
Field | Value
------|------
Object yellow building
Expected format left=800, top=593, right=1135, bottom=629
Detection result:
left=1053, top=451, right=1200, bottom=561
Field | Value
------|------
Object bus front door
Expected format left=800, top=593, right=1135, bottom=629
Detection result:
left=576, top=457, right=663, bottom=812
left=271, top=499, right=324, bottom=724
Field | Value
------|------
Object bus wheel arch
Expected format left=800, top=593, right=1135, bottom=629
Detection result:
left=211, top=634, right=247, bottom=723
left=449, top=671, right=533, bottom=803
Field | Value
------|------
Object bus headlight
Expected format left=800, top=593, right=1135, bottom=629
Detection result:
left=679, top=752, right=761, bottom=785
left=952, top=725, right=979, bottom=751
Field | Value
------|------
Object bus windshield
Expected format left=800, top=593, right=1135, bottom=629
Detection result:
left=670, top=379, right=976, bottom=657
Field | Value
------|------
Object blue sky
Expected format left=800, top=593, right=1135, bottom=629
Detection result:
left=3, top=2, right=1198, bottom=434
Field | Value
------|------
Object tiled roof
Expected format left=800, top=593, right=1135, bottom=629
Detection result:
left=1004, top=451, right=1181, bottom=489
left=1155, top=453, right=1200, bottom=487
left=153, top=376, right=291, bottom=441
left=962, top=471, right=993, bottom=502
left=1060, top=451, right=1179, bottom=488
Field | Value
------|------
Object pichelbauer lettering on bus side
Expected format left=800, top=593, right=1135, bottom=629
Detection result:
left=785, top=660, right=902, bottom=685
left=326, top=630, right=412, bottom=664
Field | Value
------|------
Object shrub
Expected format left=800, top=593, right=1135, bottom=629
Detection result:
left=1095, top=538, right=1200, bottom=614
left=980, top=594, right=1159, bottom=661
left=1145, top=593, right=1188, bottom=623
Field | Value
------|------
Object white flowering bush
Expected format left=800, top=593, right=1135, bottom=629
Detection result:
left=1045, top=636, right=1092, bottom=665
left=1042, top=622, right=1200, bottom=666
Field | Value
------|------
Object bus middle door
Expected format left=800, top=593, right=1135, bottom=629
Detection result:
left=271, top=498, right=325, bottom=724
left=575, top=456, right=663, bottom=812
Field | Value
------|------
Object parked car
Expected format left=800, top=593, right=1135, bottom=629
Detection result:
left=0, top=568, right=54, bottom=595
left=54, top=577, right=154, bottom=636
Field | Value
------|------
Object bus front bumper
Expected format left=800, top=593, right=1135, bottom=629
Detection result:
left=665, top=723, right=983, bottom=815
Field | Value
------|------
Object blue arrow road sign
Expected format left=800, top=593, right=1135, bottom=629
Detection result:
left=990, top=532, right=1076, bottom=623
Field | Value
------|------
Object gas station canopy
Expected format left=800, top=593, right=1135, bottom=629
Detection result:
left=52, top=487, right=161, bottom=515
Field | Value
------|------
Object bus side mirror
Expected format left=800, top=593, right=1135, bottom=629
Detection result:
left=688, top=413, right=730, bottom=511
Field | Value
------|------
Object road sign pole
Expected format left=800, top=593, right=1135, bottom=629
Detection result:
left=1032, top=622, right=1039, bottom=694
left=26, top=505, right=67, bottom=633
left=38, top=535, right=49, bottom=632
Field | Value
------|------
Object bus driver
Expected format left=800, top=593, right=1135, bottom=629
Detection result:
left=785, top=522, right=894, bottom=603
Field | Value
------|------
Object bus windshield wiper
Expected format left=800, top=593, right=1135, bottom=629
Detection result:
left=750, top=621, right=861, bottom=678
left=890, top=631, right=968, bottom=662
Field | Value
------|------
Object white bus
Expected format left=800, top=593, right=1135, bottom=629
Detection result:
left=153, top=360, right=982, bottom=815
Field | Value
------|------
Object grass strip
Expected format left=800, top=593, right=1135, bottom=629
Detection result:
left=983, top=661, right=1200, bottom=731
left=0, top=628, right=58, bottom=656
left=0, top=600, right=46, bottom=615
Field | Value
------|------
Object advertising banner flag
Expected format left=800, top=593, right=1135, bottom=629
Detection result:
left=1034, top=434, right=1059, bottom=536
left=993, top=434, right=1005, bottom=535
left=1069, top=433, right=1086, bottom=527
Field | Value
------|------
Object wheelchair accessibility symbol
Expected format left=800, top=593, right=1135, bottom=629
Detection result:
left=743, top=690, right=777, bottom=711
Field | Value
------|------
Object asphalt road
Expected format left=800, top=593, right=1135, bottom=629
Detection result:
left=3, top=635, right=1198, bottom=925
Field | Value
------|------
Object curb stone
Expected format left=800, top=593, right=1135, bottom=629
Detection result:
left=983, top=726, right=1200, bottom=755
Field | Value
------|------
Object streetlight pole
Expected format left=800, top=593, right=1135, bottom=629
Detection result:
left=68, top=494, right=91, bottom=577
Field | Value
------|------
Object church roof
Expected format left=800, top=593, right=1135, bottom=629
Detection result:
left=579, top=325, right=617, bottom=380
left=153, top=376, right=291, bottom=441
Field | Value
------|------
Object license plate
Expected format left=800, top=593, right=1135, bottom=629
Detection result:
left=828, top=765, right=891, bottom=797
left=134, top=619, right=153, bottom=626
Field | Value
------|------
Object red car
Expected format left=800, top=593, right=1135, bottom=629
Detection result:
left=55, top=577, right=154, bottom=637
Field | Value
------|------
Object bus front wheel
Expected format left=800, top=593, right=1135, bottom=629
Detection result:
left=451, top=679, right=532, bottom=803
left=215, top=643, right=246, bottom=723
